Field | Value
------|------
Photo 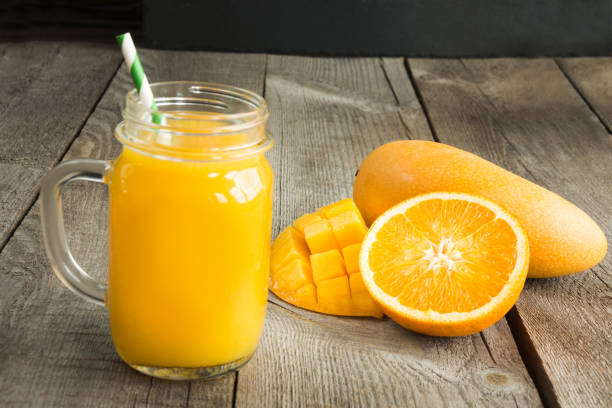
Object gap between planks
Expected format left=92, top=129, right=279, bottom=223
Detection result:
left=232, top=371, right=239, bottom=408
left=510, top=59, right=609, bottom=408
left=403, top=59, right=441, bottom=142
left=406, top=57, right=612, bottom=408
left=400, top=56, right=554, bottom=406
left=553, top=59, right=612, bottom=136
left=506, top=307, right=561, bottom=408
left=0, top=48, right=268, bottom=407
left=0, top=58, right=123, bottom=257
left=236, top=55, right=540, bottom=408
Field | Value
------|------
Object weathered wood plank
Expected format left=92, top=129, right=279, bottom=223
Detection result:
left=235, top=56, right=540, bottom=407
left=0, top=41, right=122, bottom=250
left=409, top=58, right=612, bottom=407
left=0, top=48, right=266, bottom=407
left=557, top=58, right=612, bottom=133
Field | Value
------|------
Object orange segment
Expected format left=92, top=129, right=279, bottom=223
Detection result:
left=360, top=192, right=529, bottom=336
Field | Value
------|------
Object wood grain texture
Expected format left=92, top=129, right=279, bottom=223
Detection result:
left=557, top=58, right=612, bottom=133
left=235, top=55, right=540, bottom=407
left=409, top=58, right=612, bottom=407
left=0, top=47, right=266, bottom=407
left=0, top=41, right=121, bottom=250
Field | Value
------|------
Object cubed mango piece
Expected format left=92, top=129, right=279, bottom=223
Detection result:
left=293, top=212, right=324, bottom=236
left=319, top=198, right=364, bottom=223
left=310, top=249, right=346, bottom=282
left=352, top=292, right=383, bottom=318
left=304, top=219, right=339, bottom=253
left=349, top=273, right=383, bottom=318
left=272, top=226, right=306, bottom=251
left=349, top=272, right=367, bottom=294
left=270, top=228, right=310, bottom=272
left=269, top=198, right=381, bottom=319
left=294, top=283, right=317, bottom=308
left=342, top=243, right=361, bottom=275
left=316, top=275, right=352, bottom=313
left=271, top=258, right=313, bottom=293
left=328, top=210, right=367, bottom=247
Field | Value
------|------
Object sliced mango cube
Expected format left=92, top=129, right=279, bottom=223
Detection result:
left=328, top=210, right=367, bottom=247
left=352, top=293, right=383, bottom=318
left=294, top=212, right=324, bottom=236
left=349, top=272, right=367, bottom=294
left=304, top=219, right=339, bottom=253
left=342, top=243, right=361, bottom=275
left=270, top=198, right=381, bottom=319
left=272, top=226, right=306, bottom=252
left=349, top=273, right=383, bottom=317
left=294, top=283, right=317, bottom=308
left=270, top=227, right=310, bottom=272
left=271, top=258, right=313, bottom=293
left=316, top=275, right=352, bottom=314
left=319, top=198, right=365, bottom=223
left=311, top=249, right=346, bottom=283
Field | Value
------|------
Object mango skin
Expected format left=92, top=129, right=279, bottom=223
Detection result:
left=353, top=140, right=607, bottom=278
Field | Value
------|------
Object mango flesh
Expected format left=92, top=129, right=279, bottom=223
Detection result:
left=304, top=219, right=340, bottom=253
left=353, top=140, right=607, bottom=278
left=270, top=199, right=383, bottom=318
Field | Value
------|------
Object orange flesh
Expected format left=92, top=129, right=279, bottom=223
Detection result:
left=369, top=199, right=517, bottom=313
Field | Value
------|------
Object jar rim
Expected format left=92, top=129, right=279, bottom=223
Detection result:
left=124, top=81, right=269, bottom=134
left=117, top=81, right=272, bottom=161
left=115, top=123, right=274, bottom=162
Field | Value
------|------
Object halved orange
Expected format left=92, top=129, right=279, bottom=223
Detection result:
left=360, top=192, right=529, bottom=336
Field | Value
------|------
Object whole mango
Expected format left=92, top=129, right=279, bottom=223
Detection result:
left=353, top=140, right=607, bottom=278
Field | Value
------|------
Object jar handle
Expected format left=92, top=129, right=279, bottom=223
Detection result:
left=40, top=159, right=111, bottom=305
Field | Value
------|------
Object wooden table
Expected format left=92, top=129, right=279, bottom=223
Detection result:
left=1, top=42, right=610, bottom=408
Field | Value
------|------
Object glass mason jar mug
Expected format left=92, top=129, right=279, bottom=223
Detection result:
left=40, top=82, right=274, bottom=380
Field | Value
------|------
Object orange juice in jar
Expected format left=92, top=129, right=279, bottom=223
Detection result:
left=41, top=82, right=273, bottom=379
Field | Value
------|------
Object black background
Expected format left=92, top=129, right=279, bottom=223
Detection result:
left=3, top=0, right=612, bottom=56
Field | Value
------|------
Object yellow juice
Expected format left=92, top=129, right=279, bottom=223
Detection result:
left=107, top=144, right=273, bottom=368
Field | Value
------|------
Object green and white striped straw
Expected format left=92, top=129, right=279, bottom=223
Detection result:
left=116, top=32, right=162, bottom=125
